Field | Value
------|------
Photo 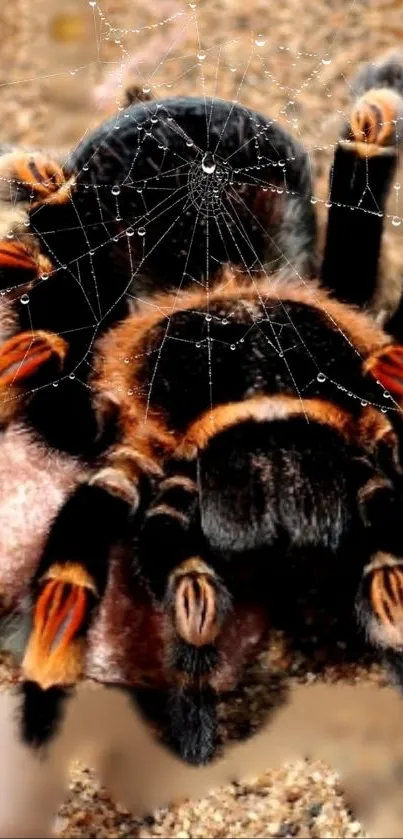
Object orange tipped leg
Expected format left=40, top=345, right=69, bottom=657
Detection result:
left=22, top=563, right=97, bottom=689
left=365, top=343, right=403, bottom=399
left=358, top=553, right=403, bottom=650
left=168, top=558, right=230, bottom=648
left=0, top=330, right=68, bottom=389
left=347, top=88, right=403, bottom=157
left=3, top=151, right=66, bottom=202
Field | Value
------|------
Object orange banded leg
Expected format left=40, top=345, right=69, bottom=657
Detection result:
left=358, top=553, right=403, bottom=650
left=0, top=330, right=67, bottom=390
left=164, top=557, right=231, bottom=649
left=344, top=88, right=403, bottom=158
left=24, top=484, right=131, bottom=690
left=22, top=563, right=97, bottom=689
left=0, top=151, right=70, bottom=206
left=364, top=343, right=403, bottom=399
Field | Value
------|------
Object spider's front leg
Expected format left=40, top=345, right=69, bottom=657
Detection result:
left=0, top=150, right=71, bottom=294
left=21, top=419, right=164, bottom=690
left=321, top=49, right=403, bottom=320
left=0, top=330, right=68, bottom=424
left=138, top=458, right=232, bottom=765
left=355, top=463, right=403, bottom=684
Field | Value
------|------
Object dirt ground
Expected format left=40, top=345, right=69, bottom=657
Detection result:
left=1, top=0, right=403, bottom=836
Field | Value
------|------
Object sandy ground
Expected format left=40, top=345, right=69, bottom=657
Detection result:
left=1, top=0, right=403, bottom=836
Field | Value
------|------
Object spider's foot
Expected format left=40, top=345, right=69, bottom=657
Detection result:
left=364, top=343, right=403, bottom=399
left=22, top=563, right=97, bottom=689
left=347, top=88, right=403, bottom=157
left=0, top=150, right=67, bottom=205
left=357, top=552, right=403, bottom=651
left=0, top=330, right=68, bottom=389
left=0, top=238, right=53, bottom=283
left=165, top=558, right=231, bottom=648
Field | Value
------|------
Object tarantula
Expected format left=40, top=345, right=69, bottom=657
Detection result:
left=2, top=50, right=403, bottom=766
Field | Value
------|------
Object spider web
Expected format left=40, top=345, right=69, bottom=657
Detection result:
left=0, top=0, right=401, bottom=422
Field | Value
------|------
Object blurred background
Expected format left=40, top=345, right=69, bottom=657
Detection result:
left=1, top=0, right=403, bottom=836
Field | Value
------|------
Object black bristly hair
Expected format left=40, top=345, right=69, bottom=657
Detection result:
left=4, top=50, right=403, bottom=766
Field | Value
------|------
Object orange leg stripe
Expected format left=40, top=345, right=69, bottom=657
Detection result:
left=365, top=345, right=403, bottom=397
left=0, top=243, right=36, bottom=273
left=0, top=331, right=67, bottom=387
left=10, top=154, right=65, bottom=198
left=33, top=580, right=89, bottom=654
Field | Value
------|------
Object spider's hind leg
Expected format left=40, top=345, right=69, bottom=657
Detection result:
left=321, top=50, right=403, bottom=320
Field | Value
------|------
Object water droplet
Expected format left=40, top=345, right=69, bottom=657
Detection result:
left=392, top=216, right=401, bottom=227
left=124, top=357, right=130, bottom=364
left=325, top=201, right=332, bottom=209
left=113, top=236, right=119, bottom=242
left=151, top=116, right=158, bottom=124
left=40, top=273, right=49, bottom=280
left=6, top=232, right=13, bottom=239
left=23, top=220, right=30, bottom=227
left=83, top=164, right=89, bottom=172
left=196, top=342, right=201, bottom=348
left=381, top=406, right=388, bottom=413
left=317, top=372, right=326, bottom=383
left=127, top=389, right=133, bottom=396
left=189, top=1, right=196, bottom=7
left=126, top=228, right=134, bottom=237
left=142, top=86, right=151, bottom=94
left=255, top=34, right=266, bottom=47
left=222, top=318, right=228, bottom=325
left=69, top=373, right=75, bottom=380
left=20, top=294, right=29, bottom=305
left=137, top=226, right=146, bottom=237
left=197, top=51, right=206, bottom=61
left=70, top=70, right=76, bottom=76
left=230, top=344, right=236, bottom=350
left=186, top=139, right=194, bottom=147
left=383, top=390, right=391, bottom=399
left=205, top=314, right=212, bottom=322
left=322, top=57, right=332, bottom=65
left=360, top=400, right=368, bottom=407
left=310, top=196, right=317, bottom=204
left=89, top=249, right=95, bottom=256
left=395, top=182, right=401, bottom=191
left=89, top=0, right=96, bottom=5
left=111, top=185, right=120, bottom=196
left=52, top=381, right=59, bottom=387
left=278, top=160, right=285, bottom=168
left=202, top=152, right=216, bottom=174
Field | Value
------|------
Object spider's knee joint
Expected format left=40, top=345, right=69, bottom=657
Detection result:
left=22, top=563, right=97, bottom=690
left=358, top=552, right=403, bottom=650
left=88, top=466, right=140, bottom=508
left=349, top=88, right=403, bottom=152
left=0, top=330, right=68, bottom=389
left=168, top=559, right=230, bottom=648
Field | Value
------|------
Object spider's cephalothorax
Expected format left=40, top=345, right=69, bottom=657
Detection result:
left=4, top=270, right=403, bottom=763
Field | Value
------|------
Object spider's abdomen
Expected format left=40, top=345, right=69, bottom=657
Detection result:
left=56, top=97, right=317, bottom=299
